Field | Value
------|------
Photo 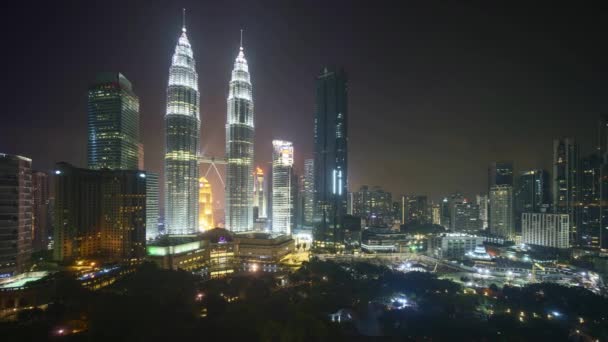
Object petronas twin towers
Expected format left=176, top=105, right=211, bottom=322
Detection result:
left=164, top=12, right=254, bottom=235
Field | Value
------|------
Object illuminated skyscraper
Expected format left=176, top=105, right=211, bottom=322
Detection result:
left=253, top=167, right=266, bottom=219
left=199, top=177, right=214, bottom=232
left=489, top=185, right=514, bottom=239
left=164, top=12, right=200, bottom=235
left=313, top=67, right=348, bottom=245
left=87, top=72, right=140, bottom=170
left=303, top=159, right=314, bottom=226
left=0, top=154, right=32, bottom=275
left=272, top=140, right=294, bottom=235
left=225, top=32, right=254, bottom=232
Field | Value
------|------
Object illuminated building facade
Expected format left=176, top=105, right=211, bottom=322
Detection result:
left=303, top=159, right=314, bottom=226
left=225, top=36, right=255, bottom=232
left=253, top=167, right=266, bottom=220
left=489, top=185, right=514, bottom=239
left=452, top=201, right=481, bottom=233
left=235, top=232, right=295, bottom=272
left=32, top=171, right=50, bottom=251
left=0, top=154, right=32, bottom=276
left=146, top=172, right=159, bottom=240
left=272, top=140, right=294, bottom=235
left=87, top=72, right=140, bottom=170
left=164, top=17, right=200, bottom=235
left=146, top=228, right=237, bottom=278
left=198, top=177, right=214, bottom=232
left=522, top=213, right=569, bottom=249
left=313, top=67, right=348, bottom=245
left=53, top=163, right=146, bottom=263
left=476, top=194, right=489, bottom=229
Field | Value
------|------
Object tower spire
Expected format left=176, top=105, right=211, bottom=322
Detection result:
left=240, top=29, right=244, bottom=50
left=182, top=8, right=186, bottom=32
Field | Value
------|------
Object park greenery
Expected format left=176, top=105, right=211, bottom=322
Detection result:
left=1, top=260, right=607, bottom=341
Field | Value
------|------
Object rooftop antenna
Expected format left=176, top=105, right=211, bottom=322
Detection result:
left=240, top=29, right=244, bottom=50
left=182, top=8, right=186, bottom=32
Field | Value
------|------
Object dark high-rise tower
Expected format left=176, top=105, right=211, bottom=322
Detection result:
left=87, top=73, right=140, bottom=170
left=313, top=67, right=348, bottom=245
left=514, top=169, right=549, bottom=231
left=164, top=12, right=200, bottom=235
left=225, top=32, right=254, bottom=232
left=553, top=138, right=580, bottom=244
left=488, top=161, right=514, bottom=189
left=32, top=171, right=50, bottom=251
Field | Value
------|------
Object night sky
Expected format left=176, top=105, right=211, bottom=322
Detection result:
left=1, top=1, right=606, bottom=205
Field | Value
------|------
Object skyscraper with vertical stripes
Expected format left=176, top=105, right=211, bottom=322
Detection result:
left=225, top=34, right=254, bottom=232
left=164, top=12, right=200, bottom=235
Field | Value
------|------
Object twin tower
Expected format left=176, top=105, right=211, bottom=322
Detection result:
left=164, top=14, right=254, bottom=235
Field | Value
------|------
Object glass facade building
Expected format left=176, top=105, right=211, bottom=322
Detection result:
left=225, top=41, right=255, bottom=232
left=253, top=167, right=266, bottom=220
left=87, top=72, right=140, bottom=170
left=146, top=172, right=159, bottom=240
left=303, top=159, right=315, bottom=226
left=313, top=67, right=348, bottom=244
left=272, top=140, right=293, bottom=235
left=164, top=22, right=200, bottom=235
left=53, top=162, right=146, bottom=262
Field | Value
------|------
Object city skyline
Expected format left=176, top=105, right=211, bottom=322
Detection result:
left=0, top=2, right=605, bottom=203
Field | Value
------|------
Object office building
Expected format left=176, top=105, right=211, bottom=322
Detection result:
left=431, top=203, right=441, bottom=225
left=353, top=186, right=392, bottom=226
left=515, top=169, right=549, bottom=231
left=489, top=185, right=514, bottom=239
left=272, top=140, right=294, bottom=235
left=87, top=72, right=140, bottom=170
left=476, top=194, right=488, bottom=229
left=225, top=35, right=255, bottom=232
left=53, top=163, right=146, bottom=263
left=164, top=16, right=200, bottom=235
left=253, top=167, right=266, bottom=220
left=198, top=177, right=214, bottom=232
left=522, top=213, right=569, bottom=249
left=0, top=154, right=32, bottom=276
left=31, top=171, right=50, bottom=251
left=452, top=201, right=481, bottom=233
left=488, top=161, right=513, bottom=189
left=313, top=67, right=348, bottom=244
left=146, top=172, right=159, bottom=240
left=428, top=233, right=484, bottom=260
left=303, top=159, right=314, bottom=226
left=552, top=138, right=580, bottom=243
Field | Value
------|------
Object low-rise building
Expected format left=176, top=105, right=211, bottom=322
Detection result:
left=235, top=232, right=294, bottom=272
left=146, top=228, right=237, bottom=278
left=428, top=233, right=483, bottom=260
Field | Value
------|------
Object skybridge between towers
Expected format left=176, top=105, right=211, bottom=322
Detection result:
left=198, top=154, right=227, bottom=187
